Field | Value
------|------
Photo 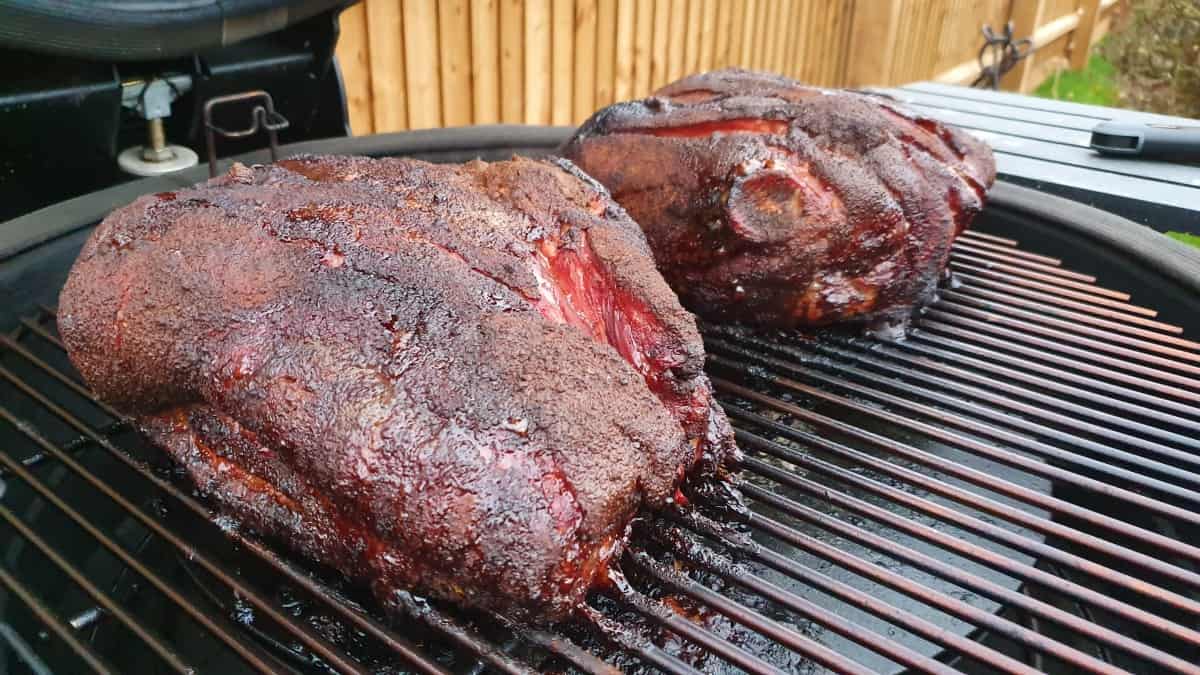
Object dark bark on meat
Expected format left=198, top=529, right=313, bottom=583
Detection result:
left=561, top=69, right=997, bottom=332
left=58, top=155, right=734, bottom=620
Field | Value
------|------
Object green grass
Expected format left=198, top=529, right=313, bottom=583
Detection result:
left=1034, top=54, right=1119, bottom=107
left=1166, top=231, right=1200, bottom=249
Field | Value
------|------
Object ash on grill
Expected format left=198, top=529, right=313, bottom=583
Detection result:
left=0, top=229, right=1198, bottom=674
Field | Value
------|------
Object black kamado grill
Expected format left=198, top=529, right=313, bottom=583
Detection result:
left=0, top=126, right=1198, bottom=675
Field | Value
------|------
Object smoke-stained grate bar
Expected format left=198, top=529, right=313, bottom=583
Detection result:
left=0, top=233, right=1196, bottom=674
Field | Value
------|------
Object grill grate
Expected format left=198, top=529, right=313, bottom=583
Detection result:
left=0, top=228, right=1197, bottom=674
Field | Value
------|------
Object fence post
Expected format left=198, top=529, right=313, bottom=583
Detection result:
left=1070, top=0, right=1103, bottom=70
left=845, top=0, right=902, bottom=86
left=1001, top=0, right=1046, bottom=91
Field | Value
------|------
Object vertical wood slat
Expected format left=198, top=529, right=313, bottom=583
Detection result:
left=499, top=0, right=524, bottom=122
left=1001, top=0, right=1046, bottom=90
left=633, top=0, right=654, bottom=95
left=650, top=0, right=670, bottom=90
left=613, top=0, right=635, bottom=101
left=404, top=0, right=442, bottom=129
left=595, top=0, right=618, bottom=107
left=551, top=0, right=574, bottom=125
left=366, top=0, right=405, bottom=132
left=470, top=0, right=500, bottom=124
left=738, top=0, right=757, bottom=66
left=699, top=0, right=719, bottom=72
left=683, top=0, right=703, bottom=75
left=666, top=0, right=687, bottom=82
left=524, top=0, right=551, bottom=123
left=337, top=2, right=374, bottom=134
left=573, top=0, right=598, bottom=122
left=439, top=0, right=473, bottom=126
left=340, top=0, right=1101, bottom=135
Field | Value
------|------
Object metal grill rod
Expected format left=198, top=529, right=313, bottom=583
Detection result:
left=669, top=509, right=1044, bottom=675
left=808, top=339, right=1200, bottom=461
left=718, top=398, right=1200, bottom=567
left=606, top=570, right=790, bottom=675
left=935, top=303, right=1200, bottom=372
left=960, top=231, right=1019, bottom=246
left=949, top=263, right=1154, bottom=314
left=948, top=259, right=1130, bottom=300
left=646, top=522, right=961, bottom=675
left=952, top=245, right=1092, bottom=281
left=708, top=347, right=1200, bottom=509
left=0, top=503, right=193, bottom=674
left=944, top=289, right=1200, bottom=351
left=4, top=318, right=536, bottom=675
left=576, top=605, right=703, bottom=675
left=743, top=502, right=1132, bottom=675
left=952, top=283, right=1188, bottom=338
left=892, top=333, right=1200, bottom=423
left=915, top=322, right=1198, bottom=403
left=0, top=406, right=293, bottom=674
left=626, top=551, right=877, bottom=675
left=738, top=477, right=1199, bottom=674
left=952, top=238, right=1061, bottom=265
left=0, top=566, right=114, bottom=675
left=951, top=271, right=1167, bottom=323
left=735, top=439, right=1200, bottom=645
left=920, top=311, right=1200, bottom=390
left=0, top=394, right=371, bottom=675
left=651, top=525, right=957, bottom=674
left=714, top=374, right=1200, bottom=564
left=729, top=407, right=1200, bottom=612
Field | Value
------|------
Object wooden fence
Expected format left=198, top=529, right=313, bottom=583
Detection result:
left=335, top=0, right=1123, bottom=135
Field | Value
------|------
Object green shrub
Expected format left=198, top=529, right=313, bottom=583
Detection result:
left=1102, top=0, right=1200, bottom=117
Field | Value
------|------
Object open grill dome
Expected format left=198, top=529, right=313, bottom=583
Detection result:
left=0, top=129, right=1197, bottom=675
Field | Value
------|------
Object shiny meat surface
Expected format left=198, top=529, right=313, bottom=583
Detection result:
left=58, top=155, right=734, bottom=620
left=561, top=69, right=997, bottom=331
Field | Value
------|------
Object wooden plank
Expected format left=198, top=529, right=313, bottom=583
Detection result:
left=751, top=0, right=768, bottom=70
left=699, top=0, right=719, bottom=72
left=499, top=0, right=524, bottom=123
left=710, top=0, right=729, bottom=67
left=738, top=0, right=758, bottom=67
left=524, top=0, right=552, bottom=123
left=551, top=0, right=574, bottom=125
left=1000, top=0, right=1045, bottom=91
left=1070, top=0, right=1101, bottom=69
left=845, top=0, right=901, bottom=86
left=439, top=0, right=473, bottom=126
left=573, top=0, right=598, bottom=121
left=595, top=0, right=618, bottom=106
left=667, top=0, right=687, bottom=81
left=792, top=0, right=811, bottom=80
left=470, top=0, right=500, bottom=124
left=726, top=0, right=746, bottom=69
left=336, top=2, right=373, bottom=135
left=366, top=0, right=405, bottom=132
left=633, top=0, right=654, bottom=95
left=614, top=0, right=636, bottom=100
left=684, top=0, right=703, bottom=75
left=650, top=0, right=671, bottom=89
left=403, top=0, right=441, bottom=129
left=760, top=0, right=779, bottom=74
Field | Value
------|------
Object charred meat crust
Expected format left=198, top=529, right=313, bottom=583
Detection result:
left=58, top=155, right=734, bottom=620
left=561, top=68, right=997, bottom=330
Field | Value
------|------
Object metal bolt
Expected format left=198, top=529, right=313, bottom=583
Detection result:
left=141, top=119, right=175, bottom=163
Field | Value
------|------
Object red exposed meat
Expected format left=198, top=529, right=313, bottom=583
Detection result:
left=58, top=155, right=734, bottom=620
left=561, top=69, right=997, bottom=332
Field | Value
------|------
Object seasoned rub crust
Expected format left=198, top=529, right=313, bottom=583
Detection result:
left=59, top=155, right=734, bottom=619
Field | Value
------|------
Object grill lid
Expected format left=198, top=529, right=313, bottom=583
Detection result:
left=0, top=129, right=1197, bottom=675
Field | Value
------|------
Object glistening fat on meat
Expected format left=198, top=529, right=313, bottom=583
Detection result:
left=57, top=155, right=735, bottom=620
